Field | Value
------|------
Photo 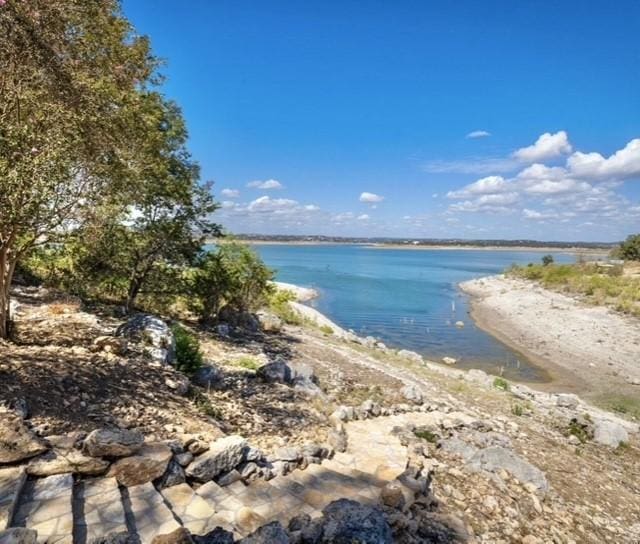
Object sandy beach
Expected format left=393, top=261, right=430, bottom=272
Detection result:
left=460, top=275, right=640, bottom=401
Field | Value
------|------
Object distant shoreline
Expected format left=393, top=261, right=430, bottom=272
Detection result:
left=234, top=239, right=609, bottom=255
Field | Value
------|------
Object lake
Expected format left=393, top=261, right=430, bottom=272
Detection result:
left=253, top=244, right=578, bottom=382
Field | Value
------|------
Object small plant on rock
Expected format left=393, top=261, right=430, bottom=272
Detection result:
left=233, top=356, right=260, bottom=371
left=493, top=377, right=509, bottom=391
left=414, top=429, right=438, bottom=443
left=172, top=324, right=204, bottom=374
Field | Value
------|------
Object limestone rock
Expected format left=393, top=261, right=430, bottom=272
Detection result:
left=192, top=528, right=234, bottom=544
left=256, top=360, right=292, bottom=383
left=27, top=448, right=109, bottom=477
left=400, top=384, right=424, bottom=405
left=0, top=528, right=37, bottom=544
left=328, top=428, right=347, bottom=453
left=116, top=314, right=175, bottom=364
left=255, top=311, right=283, bottom=333
left=468, top=446, right=548, bottom=494
left=442, top=357, right=457, bottom=365
left=157, top=460, right=187, bottom=489
left=108, top=442, right=172, bottom=487
left=556, top=394, right=579, bottom=409
left=238, top=521, right=289, bottom=544
left=317, top=499, right=393, bottom=543
left=83, top=428, right=144, bottom=458
left=593, top=419, right=629, bottom=448
left=185, top=435, right=247, bottom=482
left=397, top=350, right=424, bottom=364
left=0, top=411, right=48, bottom=463
left=151, top=528, right=193, bottom=544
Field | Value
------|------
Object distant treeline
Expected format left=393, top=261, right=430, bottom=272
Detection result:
left=230, top=234, right=617, bottom=250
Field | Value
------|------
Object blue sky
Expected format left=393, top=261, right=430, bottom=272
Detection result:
left=124, top=1, right=640, bottom=242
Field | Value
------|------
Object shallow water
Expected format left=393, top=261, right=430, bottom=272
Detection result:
left=253, top=244, right=578, bottom=382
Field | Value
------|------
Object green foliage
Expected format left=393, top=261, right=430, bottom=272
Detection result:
left=172, top=324, right=203, bottom=375
left=493, top=377, right=509, bottom=391
left=231, top=356, right=261, bottom=371
left=567, top=420, right=590, bottom=444
left=189, top=389, right=222, bottom=419
left=541, top=254, right=554, bottom=266
left=511, top=403, right=524, bottom=416
left=507, top=262, right=640, bottom=317
left=188, top=242, right=274, bottom=323
left=613, top=234, right=640, bottom=261
left=268, top=289, right=303, bottom=325
left=319, top=325, right=334, bottom=335
left=414, top=429, right=438, bottom=443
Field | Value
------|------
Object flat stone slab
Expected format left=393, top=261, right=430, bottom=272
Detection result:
left=75, top=477, right=127, bottom=543
left=15, top=474, right=74, bottom=544
left=125, top=483, right=181, bottom=544
left=0, top=467, right=27, bottom=530
left=161, top=484, right=215, bottom=536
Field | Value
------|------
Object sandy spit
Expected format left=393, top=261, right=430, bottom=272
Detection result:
left=460, top=275, right=640, bottom=398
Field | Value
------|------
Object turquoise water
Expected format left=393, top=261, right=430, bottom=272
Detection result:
left=253, top=244, right=578, bottom=382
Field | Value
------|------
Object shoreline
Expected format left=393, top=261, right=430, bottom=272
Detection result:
left=243, top=239, right=609, bottom=254
left=460, top=275, right=640, bottom=402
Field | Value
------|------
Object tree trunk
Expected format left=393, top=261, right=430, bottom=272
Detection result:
left=125, top=278, right=141, bottom=315
left=0, top=247, right=16, bottom=339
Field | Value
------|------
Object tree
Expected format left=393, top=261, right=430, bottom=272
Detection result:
left=188, top=243, right=274, bottom=323
left=542, top=254, right=554, bottom=266
left=615, top=234, right=640, bottom=261
left=72, top=96, right=221, bottom=313
left=0, top=0, right=158, bottom=337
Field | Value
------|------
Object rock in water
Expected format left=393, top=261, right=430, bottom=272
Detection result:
left=318, top=499, right=393, bottom=543
left=83, top=428, right=144, bottom=458
left=0, top=410, right=48, bottom=463
left=185, top=435, right=247, bottom=482
left=108, top=442, right=173, bottom=487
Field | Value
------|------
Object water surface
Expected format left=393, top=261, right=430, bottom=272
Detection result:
left=254, top=244, right=577, bottom=382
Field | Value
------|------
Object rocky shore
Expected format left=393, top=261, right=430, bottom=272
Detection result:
left=460, top=275, right=640, bottom=403
left=1, top=283, right=639, bottom=543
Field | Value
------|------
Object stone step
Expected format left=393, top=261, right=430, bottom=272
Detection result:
left=194, top=481, right=243, bottom=536
left=160, top=483, right=216, bottom=536
left=123, top=483, right=181, bottom=544
left=14, top=474, right=74, bottom=544
left=0, top=467, right=27, bottom=530
left=74, top=477, right=127, bottom=544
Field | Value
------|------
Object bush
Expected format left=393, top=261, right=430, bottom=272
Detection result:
left=268, top=289, right=303, bottom=325
left=493, top=377, right=509, bottom=391
left=614, top=233, right=640, bottom=261
left=542, top=254, right=554, bottom=266
left=172, top=324, right=203, bottom=374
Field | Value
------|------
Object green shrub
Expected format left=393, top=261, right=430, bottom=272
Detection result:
left=172, top=324, right=203, bottom=374
left=232, top=356, right=260, bottom=371
left=414, top=429, right=438, bottom=443
left=614, top=233, right=640, bottom=261
left=268, top=289, right=303, bottom=325
left=319, top=324, right=334, bottom=335
left=542, top=254, right=554, bottom=266
left=511, top=403, right=524, bottom=416
left=493, top=377, right=509, bottom=391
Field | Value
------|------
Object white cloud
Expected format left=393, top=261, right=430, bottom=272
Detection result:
left=566, top=139, right=640, bottom=181
left=359, top=192, right=384, bottom=203
left=447, top=176, right=509, bottom=199
left=449, top=192, right=520, bottom=213
left=357, top=214, right=370, bottom=220
left=513, top=131, right=572, bottom=163
left=422, top=157, right=519, bottom=175
left=247, top=179, right=283, bottom=190
left=304, top=204, right=320, bottom=211
left=220, top=188, right=239, bottom=198
left=466, top=130, right=491, bottom=139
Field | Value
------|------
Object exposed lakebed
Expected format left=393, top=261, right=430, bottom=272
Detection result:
left=253, top=244, right=579, bottom=382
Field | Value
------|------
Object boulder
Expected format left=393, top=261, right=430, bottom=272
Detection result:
left=157, top=459, right=187, bottom=489
left=192, top=528, right=235, bottom=544
left=216, top=469, right=242, bottom=487
left=397, top=350, right=424, bottom=364
left=175, top=452, right=194, bottom=467
left=593, top=419, right=629, bottom=448
left=191, top=366, right=222, bottom=389
left=0, top=410, right=48, bottom=463
left=257, top=361, right=292, bottom=383
left=467, top=446, right=548, bottom=494
left=116, top=314, right=175, bottom=364
left=400, top=384, right=424, bottom=405
left=380, top=481, right=415, bottom=510
left=185, top=435, right=247, bottom=482
left=255, top=311, right=283, bottom=333
left=150, top=528, right=193, bottom=544
left=317, top=499, right=393, bottom=543
left=238, top=521, right=290, bottom=544
left=442, top=357, right=457, bottom=365
left=83, top=428, right=144, bottom=458
left=556, top=394, right=580, bottom=409
left=273, top=447, right=300, bottom=462
left=27, top=448, right=109, bottom=477
left=108, top=442, right=173, bottom=487
left=0, top=529, right=38, bottom=544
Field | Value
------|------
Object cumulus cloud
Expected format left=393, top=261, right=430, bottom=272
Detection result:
left=513, top=131, right=573, bottom=163
left=359, top=192, right=384, bottom=203
left=220, top=188, right=239, bottom=198
left=466, top=130, right=491, bottom=139
left=247, top=179, right=283, bottom=190
left=445, top=136, right=640, bottom=229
